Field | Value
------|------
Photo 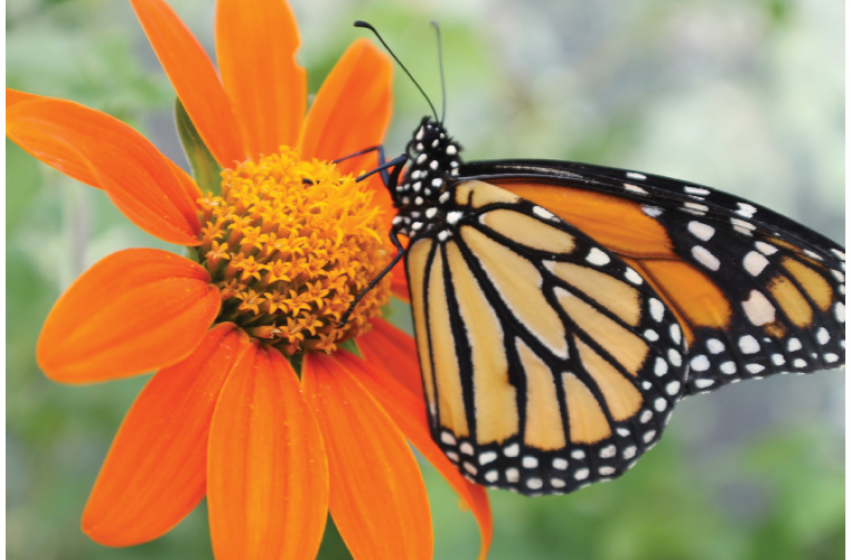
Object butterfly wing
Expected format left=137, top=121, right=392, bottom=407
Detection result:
left=460, top=160, right=845, bottom=395
left=406, top=180, right=688, bottom=496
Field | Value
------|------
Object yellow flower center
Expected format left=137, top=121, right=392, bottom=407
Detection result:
left=196, top=148, right=392, bottom=354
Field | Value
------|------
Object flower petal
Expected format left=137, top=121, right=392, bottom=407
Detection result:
left=299, top=38, right=392, bottom=167
left=129, top=0, right=245, bottom=167
left=299, top=38, right=394, bottom=225
left=358, top=318, right=422, bottom=400
left=82, top=323, right=251, bottom=546
left=215, top=0, right=306, bottom=160
left=37, top=249, right=220, bottom=383
left=303, top=352, right=433, bottom=560
left=391, top=259, right=410, bottom=303
left=6, top=87, right=39, bottom=109
left=208, top=344, right=329, bottom=560
left=7, top=96, right=202, bottom=244
left=337, top=351, right=493, bottom=560
left=169, top=158, right=204, bottom=205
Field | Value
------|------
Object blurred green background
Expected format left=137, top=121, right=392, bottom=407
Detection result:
left=6, top=0, right=844, bottom=559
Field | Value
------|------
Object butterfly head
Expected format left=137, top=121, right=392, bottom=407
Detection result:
left=394, top=117, right=463, bottom=209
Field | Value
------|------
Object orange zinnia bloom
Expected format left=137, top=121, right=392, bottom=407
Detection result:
left=6, top=0, right=491, bottom=558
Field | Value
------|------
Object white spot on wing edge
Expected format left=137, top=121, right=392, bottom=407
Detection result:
left=624, top=183, right=648, bottom=195
left=736, top=202, right=757, bottom=218
left=684, top=201, right=709, bottom=213
left=522, top=456, right=539, bottom=468
left=648, top=298, right=665, bottom=322
left=532, top=206, right=557, bottom=221
left=741, top=290, right=776, bottom=326
left=691, top=246, right=721, bottom=271
left=755, top=241, right=778, bottom=255
left=666, top=380, right=681, bottom=395
left=739, top=335, right=760, bottom=354
left=586, top=248, right=611, bottom=266
left=599, top=445, right=616, bottom=458
left=625, top=267, right=643, bottom=285
left=720, top=361, right=737, bottom=374
left=684, top=186, right=710, bottom=196
left=642, top=205, right=663, bottom=217
left=626, top=171, right=647, bottom=180
left=743, top=251, right=770, bottom=276
left=706, top=338, right=725, bottom=354
left=731, top=217, right=756, bottom=230
left=687, top=221, right=715, bottom=241
left=479, top=451, right=498, bottom=465
left=690, top=355, right=710, bottom=371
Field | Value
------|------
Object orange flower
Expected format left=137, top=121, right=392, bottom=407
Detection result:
left=6, top=0, right=492, bottom=558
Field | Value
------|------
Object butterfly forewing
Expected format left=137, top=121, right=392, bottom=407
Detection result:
left=406, top=181, right=688, bottom=495
left=462, top=162, right=845, bottom=395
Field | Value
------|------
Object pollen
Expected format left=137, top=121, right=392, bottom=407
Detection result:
left=196, top=148, right=392, bottom=354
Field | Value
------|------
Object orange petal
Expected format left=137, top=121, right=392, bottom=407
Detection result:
left=299, top=38, right=392, bottom=165
left=129, top=0, right=245, bottom=167
left=358, top=318, right=422, bottom=400
left=337, top=351, right=493, bottom=560
left=215, top=0, right=306, bottom=160
left=6, top=87, right=39, bottom=109
left=299, top=38, right=394, bottom=224
left=390, top=257, right=410, bottom=302
left=7, top=97, right=202, bottom=244
left=208, top=344, right=329, bottom=560
left=37, top=249, right=220, bottom=383
left=82, top=323, right=251, bottom=545
left=303, top=353, right=433, bottom=560
left=168, top=159, right=204, bottom=204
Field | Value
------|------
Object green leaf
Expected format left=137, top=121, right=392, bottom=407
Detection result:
left=288, top=352, right=304, bottom=377
left=337, top=338, right=362, bottom=357
left=175, top=98, right=222, bottom=196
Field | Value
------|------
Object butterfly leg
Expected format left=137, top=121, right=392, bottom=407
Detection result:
left=338, top=227, right=407, bottom=327
left=333, top=145, right=407, bottom=189
left=355, top=153, right=408, bottom=185
left=332, top=144, right=383, bottom=164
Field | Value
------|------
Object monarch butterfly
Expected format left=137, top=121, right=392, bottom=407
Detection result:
left=350, top=22, right=845, bottom=496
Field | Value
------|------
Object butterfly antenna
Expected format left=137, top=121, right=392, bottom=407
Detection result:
left=354, top=20, right=439, bottom=122
left=431, top=21, right=447, bottom=123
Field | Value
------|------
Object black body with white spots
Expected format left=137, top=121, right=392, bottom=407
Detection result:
left=391, top=117, right=464, bottom=239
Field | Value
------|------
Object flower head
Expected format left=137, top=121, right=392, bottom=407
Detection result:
left=198, top=148, right=392, bottom=353
left=6, top=0, right=492, bottom=558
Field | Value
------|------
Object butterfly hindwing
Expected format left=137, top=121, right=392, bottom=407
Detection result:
left=406, top=181, right=688, bottom=496
left=461, top=161, right=845, bottom=395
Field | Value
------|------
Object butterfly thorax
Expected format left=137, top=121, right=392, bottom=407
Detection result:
left=391, top=117, right=463, bottom=239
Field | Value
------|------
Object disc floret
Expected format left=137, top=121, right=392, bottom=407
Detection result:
left=196, top=148, right=391, bottom=354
